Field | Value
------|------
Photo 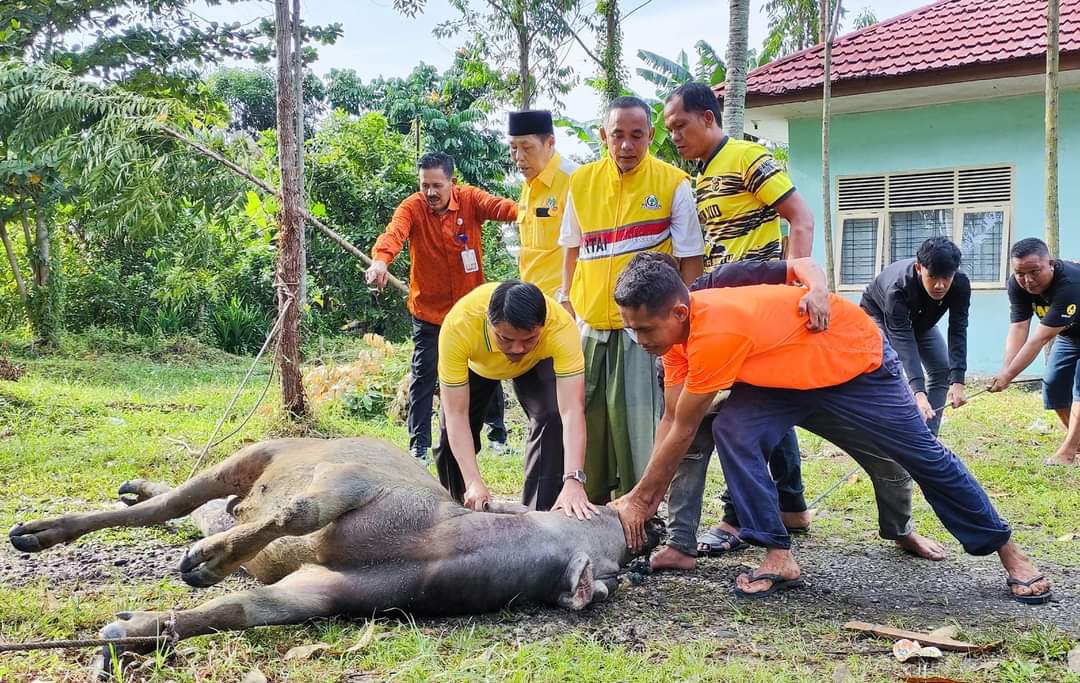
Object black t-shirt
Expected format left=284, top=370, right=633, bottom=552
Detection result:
left=1008, top=259, right=1080, bottom=339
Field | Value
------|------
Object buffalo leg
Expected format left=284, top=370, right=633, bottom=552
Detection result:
left=178, top=461, right=383, bottom=587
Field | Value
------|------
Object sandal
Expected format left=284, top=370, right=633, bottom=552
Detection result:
left=1007, top=574, right=1053, bottom=605
left=696, top=528, right=747, bottom=557
left=734, top=572, right=805, bottom=599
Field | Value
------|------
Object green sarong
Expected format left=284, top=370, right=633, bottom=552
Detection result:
left=580, top=323, right=662, bottom=502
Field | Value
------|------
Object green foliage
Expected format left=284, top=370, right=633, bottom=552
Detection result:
left=207, top=66, right=327, bottom=135
left=303, top=111, right=417, bottom=341
left=325, top=55, right=512, bottom=190
left=210, top=296, right=270, bottom=355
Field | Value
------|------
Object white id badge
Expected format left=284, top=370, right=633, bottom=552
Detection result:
left=461, top=248, right=479, bottom=273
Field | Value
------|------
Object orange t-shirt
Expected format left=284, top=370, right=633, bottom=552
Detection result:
left=663, top=285, right=884, bottom=394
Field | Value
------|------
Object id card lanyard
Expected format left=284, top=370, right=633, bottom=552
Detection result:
left=455, top=217, right=479, bottom=273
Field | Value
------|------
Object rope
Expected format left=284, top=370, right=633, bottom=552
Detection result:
left=184, top=294, right=291, bottom=480
left=0, top=635, right=169, bottom=653
left=808, top=377, right=1044, bottom=511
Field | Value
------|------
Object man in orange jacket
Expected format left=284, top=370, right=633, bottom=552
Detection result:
left=367, top=152, right=518, bottom=461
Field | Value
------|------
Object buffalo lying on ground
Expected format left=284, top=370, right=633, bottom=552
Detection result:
left=10, top=437, right=661, bottom=674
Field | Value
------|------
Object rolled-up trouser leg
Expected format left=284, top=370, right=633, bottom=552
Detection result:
left=664, top=416, right=715, bottom=556
left=711, top=384, right=812, bottom=549
left=799, top=411, right=914, bottom=540
left=514, top=359, right=564, bottom=511
left=811, top=344, right=1011, bottom=555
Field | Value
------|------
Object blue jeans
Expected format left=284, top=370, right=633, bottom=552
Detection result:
left=714, top=342, right=1011, bottom=555
left=1042, top=335, right=1080, bottom=410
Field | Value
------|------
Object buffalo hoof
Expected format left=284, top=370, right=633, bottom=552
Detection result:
left=178, top=538, right=233, bottom=587
left=118, top=479, right=170, bottom=506
left=90, top=612, right=166, bottom=680
left=9, top=518, right=69, bottom=553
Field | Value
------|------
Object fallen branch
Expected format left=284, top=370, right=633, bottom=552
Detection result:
left=844, top=621, right=1002, bottom=653
left=159, top=126, right=409, bottom=296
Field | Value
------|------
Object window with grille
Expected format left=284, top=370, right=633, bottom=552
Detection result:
left=835, top=165, right=1011, bottom=288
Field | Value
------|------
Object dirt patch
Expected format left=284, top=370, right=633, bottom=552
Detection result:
left=2, top=527, right=1074, bottom=643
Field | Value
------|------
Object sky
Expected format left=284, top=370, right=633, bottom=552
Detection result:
left=192, top=0, right=934, bottom=153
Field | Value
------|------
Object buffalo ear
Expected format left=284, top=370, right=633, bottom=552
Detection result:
left=556, top=552, right=594, bottom=610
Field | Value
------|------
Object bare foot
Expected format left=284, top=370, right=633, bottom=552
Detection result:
left=894, top=532, right=946, bottom=561
left=1045, top=448, right=1078, bottom=465
left=650, top=544, right=696, bottom=572
left=997, top=541, right=1052, bottom=600
left=734, top=548, right=801, bottom=595
left=782, top=510, right=812, bottom=530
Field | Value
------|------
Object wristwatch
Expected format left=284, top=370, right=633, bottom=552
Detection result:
left=562, top=469, right=587, bottom=484
left=555, top=287, right=570, bottom=304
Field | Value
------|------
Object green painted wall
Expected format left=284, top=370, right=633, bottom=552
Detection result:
left=787, top=89, right=1080, bottom=373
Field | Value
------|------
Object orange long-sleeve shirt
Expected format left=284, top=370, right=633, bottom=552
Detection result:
left=372, top=185, right=518, bottom=325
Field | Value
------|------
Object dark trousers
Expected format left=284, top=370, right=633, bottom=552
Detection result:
left=407, top=316, right=505, bottom=453
left=434, top=359, right=564, bottom=510
left=713, top=341, right=1011, bottom=554
left=721, top=428, right=805, bottom=526
left=872, top=318, right=950, bottom=436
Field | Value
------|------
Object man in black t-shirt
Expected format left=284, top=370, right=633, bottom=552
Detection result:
left=990, top=237, right=1080, bottom=465
left=862, top=237, right=971, bottom=436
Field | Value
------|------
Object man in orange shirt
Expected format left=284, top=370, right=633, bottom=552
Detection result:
left=609, top=253, right=1052, bottom=605
left=367, top=153, right=518, bottom=461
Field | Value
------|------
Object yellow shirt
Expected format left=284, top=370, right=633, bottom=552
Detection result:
left=696, top=137, right=795, bottom=271
left=518, top=152, right=577, bottom=296
left=438, top=282, right=586, bottom=386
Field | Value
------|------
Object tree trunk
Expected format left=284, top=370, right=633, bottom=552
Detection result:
left=292, top=0, right=307, bottom=305
left=1046, top=0, right=1060, bottom=257
left=33, top=210, right=49, bottom=287
left=599, top=0, right=623, bottom=107
left=275, top=0, right=308, bottom=418
left=820, top=0, right=840, bottom=290
left=722, top=0, right=750, bottom=139
left=0, top=219, right=28, bottom=305
left=517, top=22, right=532, bottom=108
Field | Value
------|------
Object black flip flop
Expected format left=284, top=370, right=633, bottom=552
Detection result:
left=696, top=528, right=747, bottom=557
left=734, top=572, right=805, bottom=599
left=785, top=525, right=811, bottom=535
left=1007, top=574, right=1053, bottom=605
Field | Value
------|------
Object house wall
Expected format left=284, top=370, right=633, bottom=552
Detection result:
left=787, top=89, right=1080, bottom=374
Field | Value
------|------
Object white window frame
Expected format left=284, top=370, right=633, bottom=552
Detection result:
left=833, top=165, right=1014, bottom=291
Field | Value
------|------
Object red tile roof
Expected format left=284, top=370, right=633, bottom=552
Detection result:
left=727, top=0, right=1080, bottom=98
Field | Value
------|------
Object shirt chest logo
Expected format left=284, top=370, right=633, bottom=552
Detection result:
left=1067, top=304, right=1077, bottom=317
left=642, top=194, right=661, bottom=210
left=545, top=196, right=557, bottom=210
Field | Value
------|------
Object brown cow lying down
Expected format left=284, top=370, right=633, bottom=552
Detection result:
left=9, top=438, right=661, bottom=672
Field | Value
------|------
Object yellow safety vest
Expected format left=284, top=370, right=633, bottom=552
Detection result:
left=518, top=152, right=577, bottom=296
left=568, top=154, right=688, bottom=329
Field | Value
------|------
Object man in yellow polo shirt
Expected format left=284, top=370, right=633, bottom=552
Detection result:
left=558, top=96, right=705, bottom=503
left=508, top=110, right=577, bottom=296
left=435, top=280, right=595, bottom=519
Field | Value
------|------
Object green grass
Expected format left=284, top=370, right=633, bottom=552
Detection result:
left=1, top=337, right=1078, bottom=681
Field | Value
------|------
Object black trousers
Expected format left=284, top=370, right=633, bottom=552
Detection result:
left=407, top=316, right=505, bottom=452
left=435, top=358, right=564, bottom=510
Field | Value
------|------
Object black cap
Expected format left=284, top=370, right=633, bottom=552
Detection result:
left=508, top=110, right=554, bottom=136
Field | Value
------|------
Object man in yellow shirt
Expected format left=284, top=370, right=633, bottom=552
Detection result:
left=508, top=110, right=578, bottom=297
left=558, top=96, right=705, bottom=503
left=435, top=280, right=595, bottom=518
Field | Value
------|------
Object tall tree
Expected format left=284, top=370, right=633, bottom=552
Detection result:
left=274, top=0, right=307, bottom=417
left=395, top=0, right=588, bottom=109
left=595, top=0, right=626, bottom=107
left=1045, top=0, right=1060, bottom=257
left=820, top=0, right=843, bottom=289
left=763, top=0, right=821, bottom=56
left=723, top=0, right=751, bottom=139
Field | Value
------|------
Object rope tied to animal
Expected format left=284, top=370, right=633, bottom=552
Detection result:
left=808, top=377, right=1045, bottom=511
left=183, top=286, right=294, bottom=480
left=0, top=611, right=180, bottom=654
